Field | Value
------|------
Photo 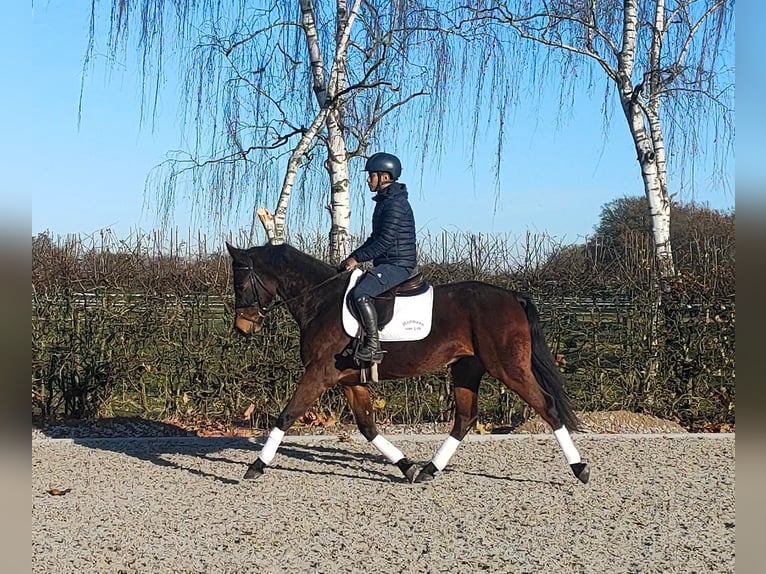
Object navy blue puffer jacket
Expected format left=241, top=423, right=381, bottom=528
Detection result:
left=351, top=182, right=417, bottom=270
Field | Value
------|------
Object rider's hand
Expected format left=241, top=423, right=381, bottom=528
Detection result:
left=337, top=257, right=358, bottom=272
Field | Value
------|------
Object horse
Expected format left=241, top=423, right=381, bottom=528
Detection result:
left=226, top=242, right=589, bottom=484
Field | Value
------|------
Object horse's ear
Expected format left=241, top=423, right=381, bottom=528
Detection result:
left=225, top=242, right=238, bottom=257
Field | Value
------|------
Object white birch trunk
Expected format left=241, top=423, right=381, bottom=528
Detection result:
left=646, top=0, right=674, bottom=281
left=326, top=110, right=353, bottom=262
left=326, top=0, right=353, bottom=262
left=618, top=0, right=675, bottom=281
left=260, top=106, right=331, bottom=243
left=300, top=0, right=328, bottom=107
left=318, top=0, right=361, bottom=260
left=648, top=0, right=669, bottom=199
left=617, top=0, right=672, bottom=387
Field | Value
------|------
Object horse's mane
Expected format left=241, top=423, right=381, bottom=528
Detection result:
left=254, top=243, right=335, bottom=283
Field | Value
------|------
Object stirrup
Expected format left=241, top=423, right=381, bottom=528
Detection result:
left=354, top=344, right=386, bottom=365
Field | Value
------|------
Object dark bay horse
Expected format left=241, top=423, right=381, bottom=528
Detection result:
left=226, top=242, right=589, bottom=484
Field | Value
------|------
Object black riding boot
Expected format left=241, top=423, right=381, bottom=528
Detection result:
left=355, top=296, right=383, bottom=363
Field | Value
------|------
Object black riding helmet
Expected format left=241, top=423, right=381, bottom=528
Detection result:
left=364, top=152, right=402, bottom=180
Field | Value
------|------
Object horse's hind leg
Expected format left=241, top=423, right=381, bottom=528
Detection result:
left=415, top=357, right=484, bottom=483
left=495, top=365, right=589, bottom=484
left=509, top=294, right=589, bottom=483
left=342, top=383, right=417, bottom=483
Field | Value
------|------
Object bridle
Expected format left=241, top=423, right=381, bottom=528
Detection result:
left=232, top=262, right=347, bottom=325
left=232, top=264, right=274, bottom=324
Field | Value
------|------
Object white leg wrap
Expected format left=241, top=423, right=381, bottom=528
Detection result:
left=432, top=435, right=462, bottom=471
left=259, top=427, right=285, bottom=466
left=371, top=435, right=405, bottom=464
left=554, top=426, right=581, bottom=465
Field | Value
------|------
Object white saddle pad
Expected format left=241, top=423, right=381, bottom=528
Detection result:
left=342, top=269, right=434, bottom=342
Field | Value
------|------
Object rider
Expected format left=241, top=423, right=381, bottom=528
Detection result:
left=338, top=152, right=417, bottom=363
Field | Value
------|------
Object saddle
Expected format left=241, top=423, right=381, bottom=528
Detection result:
left=348, top=272, right=429, bottom=329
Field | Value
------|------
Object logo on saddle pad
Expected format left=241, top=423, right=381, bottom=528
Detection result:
left=342, top=269, right=434, bottom=342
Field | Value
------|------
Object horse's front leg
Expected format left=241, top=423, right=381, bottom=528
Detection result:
left=415, top=359, right=483, bottom=482
left=341, top=383, right=418, bottom=483
left=244, top=371, right=331, bottom=480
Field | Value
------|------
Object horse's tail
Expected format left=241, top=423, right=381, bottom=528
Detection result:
left=516, top=293, right=581, bottom=432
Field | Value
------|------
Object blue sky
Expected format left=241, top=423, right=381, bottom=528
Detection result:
left=14, top=2, right=735, bottom=246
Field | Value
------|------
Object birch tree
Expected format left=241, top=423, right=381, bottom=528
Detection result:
left=263, top=0, right=432, bottom=258
left=257, top=0, right=363, bottom=253
left=465, top=0, right=734, bottom=284
left=85, top=1, right=449, bottom=261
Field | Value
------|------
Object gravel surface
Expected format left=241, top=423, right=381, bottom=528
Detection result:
left=33, top=432, right=734, bottom=574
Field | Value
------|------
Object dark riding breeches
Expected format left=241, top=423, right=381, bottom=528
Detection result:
left=349, top=264, right=413, bottom=302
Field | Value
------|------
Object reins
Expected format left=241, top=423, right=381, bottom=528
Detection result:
left=234, top=264, right=347, bottom=317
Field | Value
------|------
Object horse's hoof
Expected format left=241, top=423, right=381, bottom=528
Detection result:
left=571, top=462, right=590, bottom=484
left=414, top=462, right=438, bottom=483
left=396, top=458, right=418, bottom=483
left=244, top=458, right=266, bottom=480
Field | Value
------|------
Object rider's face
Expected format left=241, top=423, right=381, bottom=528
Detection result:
left=366, top=172, right=390, bottom=192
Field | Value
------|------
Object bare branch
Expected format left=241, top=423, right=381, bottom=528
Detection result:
left=224, top=21, right=298, bottom=57
left=672, top=0, right=729, bottom=74
left=348, top=90, right=429, bottom=157
left=468, top=5, right=620, bottom=82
